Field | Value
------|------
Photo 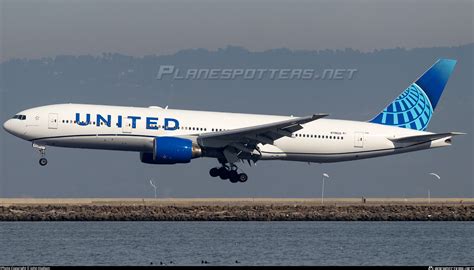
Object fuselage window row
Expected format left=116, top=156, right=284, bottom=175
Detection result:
left=61, top=119, right=338, bottom=139
left=294, top=133, right=344, bottom=140
left=62, top=119, right=228, bottom=133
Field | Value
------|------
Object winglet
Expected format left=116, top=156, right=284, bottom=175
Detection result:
left=311, top=113, right=329, bottom=120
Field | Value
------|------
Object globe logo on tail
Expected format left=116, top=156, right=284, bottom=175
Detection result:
left=371, top=83, right=433, bottom=131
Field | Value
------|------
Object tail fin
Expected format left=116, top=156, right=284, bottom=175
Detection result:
left=370, top=59, right=456, bottom=131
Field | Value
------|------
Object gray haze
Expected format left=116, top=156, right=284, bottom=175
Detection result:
left=1, top=0, right=473, bottom=61
left=0, top=0, right=472, bottom=198
left=0, top=45, right=473, bottom=198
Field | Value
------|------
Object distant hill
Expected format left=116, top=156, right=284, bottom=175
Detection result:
left=0, top=44, right=472, bottom=198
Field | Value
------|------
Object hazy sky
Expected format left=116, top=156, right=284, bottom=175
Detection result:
left=0, top=0, right=472, bottom=198
left=1, top=0, right=473, bottom=61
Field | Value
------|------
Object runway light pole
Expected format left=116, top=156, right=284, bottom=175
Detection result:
left=428, top=172, right=440, bottom=204
left=321, top=173, right=330, bottom=204
left=149, top=179, right=157, bottom=199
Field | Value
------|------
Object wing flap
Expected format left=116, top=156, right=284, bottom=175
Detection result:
left=197, top=113, right=328, bottom=148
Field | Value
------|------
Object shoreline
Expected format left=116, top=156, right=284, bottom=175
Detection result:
left=1, top=197, right=473, bottom=205
left=1, top=198, right=472, bottom=221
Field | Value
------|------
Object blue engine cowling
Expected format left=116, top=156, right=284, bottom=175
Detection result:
left=140, top=137, right=202, bottom=164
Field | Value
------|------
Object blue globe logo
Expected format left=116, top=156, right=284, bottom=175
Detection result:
left=372, top=83, right=433, bottom=131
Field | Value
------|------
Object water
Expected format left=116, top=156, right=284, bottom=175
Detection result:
left=0, top=221, right=472, bottom=266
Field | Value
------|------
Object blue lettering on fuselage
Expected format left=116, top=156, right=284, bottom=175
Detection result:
left=75, top=113, right=179, bottom=131
left=117, top=115, right=122, bottom=128
left=146, top=117, right=159, bottom=130
left=127, top=116, right=141, bottom=128
left=97, top=114, right=111, bottom=127
left=164, top=118, right=179, bottom=130
left=75, top=113, right=91, bottom=126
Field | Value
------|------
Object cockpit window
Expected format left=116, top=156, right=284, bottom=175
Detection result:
left=12, top=115, right=26, bottom=120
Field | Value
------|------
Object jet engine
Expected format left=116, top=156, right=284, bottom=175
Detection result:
left=140, top=137, right=202, bottom=164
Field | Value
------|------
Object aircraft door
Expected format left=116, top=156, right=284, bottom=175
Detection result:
left=48, top=113, right=58, bottom=129
left=122, top=118, right=132, bottom=133
left=354, top=132, right=364, bottom=148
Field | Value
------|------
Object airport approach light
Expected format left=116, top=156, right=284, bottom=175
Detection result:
left=428, top=172, right=440, bottom=204
left=321, top=173, right=330, bottom=204
left=149, top=179, right=158, bottom=199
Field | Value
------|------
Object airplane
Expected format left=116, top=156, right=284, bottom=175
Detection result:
left=3, top=59, right=465, bottom=183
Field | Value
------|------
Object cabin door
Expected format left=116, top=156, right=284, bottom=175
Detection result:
left=354, top=132, right=365, bottom=148
left=122, top=118, right=132, bottom=133
left=48, top=113, right=58, bottom=129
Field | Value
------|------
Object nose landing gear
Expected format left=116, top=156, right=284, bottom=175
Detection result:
left=39, top=158, right=48, bottom=166
left=33, top=143, right=48, bottom=166
left=209, top=163, right=248, bottom=183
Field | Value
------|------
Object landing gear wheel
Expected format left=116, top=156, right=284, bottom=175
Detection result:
left=238, top=173, right=248, bottom=183
left=211, top=162, right=249, bottom=183
left=229, top=170, right=239, bottom=183
left=39, top=158, right=48, bottom=166
left=218, top=167, right=229, bottom=180
left=209, top=167, right=219, bottom=177
left=33, top=143, right=48, bottom=167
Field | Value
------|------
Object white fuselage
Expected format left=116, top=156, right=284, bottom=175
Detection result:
left=3, top=103, right=452, bottom=163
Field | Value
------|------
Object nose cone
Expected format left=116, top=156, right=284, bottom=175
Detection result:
left=3, top=119, right=24, bottom=138
left=3, top=119, right=13, bottom=134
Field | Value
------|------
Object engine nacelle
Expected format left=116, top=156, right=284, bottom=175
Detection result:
left=140, top=137, right=202, bottom=164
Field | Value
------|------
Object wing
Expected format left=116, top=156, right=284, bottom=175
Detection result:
left=197, top=114, right=328, bottom=163
left=388, top=132, right=466, bottom=143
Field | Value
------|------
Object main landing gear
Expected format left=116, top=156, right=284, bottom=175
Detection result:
left=33, top=143, right=48, bottom=166
left=209, top=164, right=248, bottom=183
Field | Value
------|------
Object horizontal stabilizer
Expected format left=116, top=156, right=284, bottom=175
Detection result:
left=388, top=132, right=466, bottom=143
